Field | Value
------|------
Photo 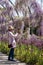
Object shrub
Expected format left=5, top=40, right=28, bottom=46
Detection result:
left=0, top=41, right=43, bottom=65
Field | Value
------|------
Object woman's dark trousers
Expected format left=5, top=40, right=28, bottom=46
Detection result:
left=8, top=48, right=14, bottom=60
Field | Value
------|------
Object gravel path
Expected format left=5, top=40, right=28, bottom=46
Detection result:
left=0, top=52, right=26, bottom=65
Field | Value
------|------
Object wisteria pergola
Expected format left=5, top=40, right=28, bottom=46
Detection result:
left=0, top=0, right=43, bottom=50
left=0, top=0, right=43, bottom=37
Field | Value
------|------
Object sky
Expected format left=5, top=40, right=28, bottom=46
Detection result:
left=0, top=0, right=43, bottom=16
left=11, top=0, right=15, bottom=5
left=11, top=0, right=43, bottom=9
left=36, top=0, right=43, bottom=9
left=0, top=0, right=43, bottom=9
left=10, top=0, right=43, bottom=16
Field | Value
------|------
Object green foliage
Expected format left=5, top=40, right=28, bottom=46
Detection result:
left=0, top=42, right=43, bottom=65
left=0, top=41, right=9, bottom=55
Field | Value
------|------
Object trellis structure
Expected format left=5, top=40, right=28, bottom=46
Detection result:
left=0, top=0, right=43, bottom=46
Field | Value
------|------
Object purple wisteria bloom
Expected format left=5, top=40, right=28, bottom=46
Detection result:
left=31, top=1, right=42, bottom=16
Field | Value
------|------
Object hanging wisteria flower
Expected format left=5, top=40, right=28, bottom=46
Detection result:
left=30, top=34, right=43, bottom=48
left=31, top=1, right=42, bottom=17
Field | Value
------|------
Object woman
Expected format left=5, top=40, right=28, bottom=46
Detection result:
left=8, top=25, right=18, bottom=61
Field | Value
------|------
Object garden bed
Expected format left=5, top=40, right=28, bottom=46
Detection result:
left=0, top=41, right=43, bottom=65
